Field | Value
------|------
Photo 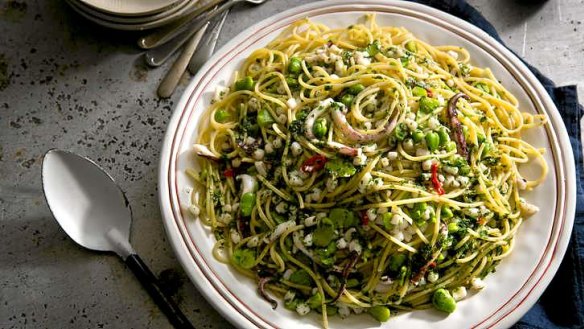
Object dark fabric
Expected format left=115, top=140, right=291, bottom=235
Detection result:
left=408, top=0, right=584, bottom=328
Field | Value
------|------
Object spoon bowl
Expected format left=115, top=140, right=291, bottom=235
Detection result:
left=42, top=149, right=131, bottom=254
left=42, top=149, right=193, bottom=329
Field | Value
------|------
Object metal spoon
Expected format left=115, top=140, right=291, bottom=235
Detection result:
left=144, top=0, right=268, bottom=67
left=41, top=149, right=194, bottom=329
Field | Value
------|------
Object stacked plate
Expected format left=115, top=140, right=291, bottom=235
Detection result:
left=66, top=0, right=201, bottom=31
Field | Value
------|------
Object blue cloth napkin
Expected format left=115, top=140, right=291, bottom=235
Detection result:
left=409, top=0, right=584, bottom=328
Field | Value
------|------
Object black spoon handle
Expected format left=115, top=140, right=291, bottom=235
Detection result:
left=125, top=254, right=195, bottom=329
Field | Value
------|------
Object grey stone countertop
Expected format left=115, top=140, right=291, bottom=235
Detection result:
left=0, top=0, right=582, bottom=328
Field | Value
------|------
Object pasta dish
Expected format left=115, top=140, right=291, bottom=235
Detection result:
left=186, top=15, right=548, bottom=327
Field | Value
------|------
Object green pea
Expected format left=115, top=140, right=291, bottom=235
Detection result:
left=459, top=164, right=471, bottom=176
left=289, top=269, right=312, bottom=285
left=425, top=132, right=440, bottom=151
left=419, top=96, right=440, bottom=113
left=447, top=222, right=459, bottom=233
left=445, top=141, right=457, bottom=152
left=288, top=57, right=302, bottom=74
left=405, top=40, right=417, bottom=53
left=240, top=192, right=256, bottom=217
left=307, top=293, right=322, bottom=309
left=286, top=76, right=299, bottom=88
left=284, top=298, right=299, bottom=310
left=346, top=278, right=360, bottom=288
left=329, top=208, right=358, bottom=229
left=232, top=248, right=256, bottom=269
left=347, top=83, right=365, bottom=95
left=325, top=306, right=338, bottom=316
left=214, top=109, right=230, bottom=123
left=388, top=253, right=407, bottom=272
left=441, top=206, right=454, bottom=219
left=257, top=108, right=275, bottom=127
left=341, top=93, right=354, bottom=107
left=394, top=123, right=408, bottom=141
left=312, top=225, right=335, bottom=247
left=438, top=127, right=450, bottom=146
left=412, top=86, right=427, bottom=97
left=368, top=305, right=391, bottom=322
left=235, top=76, right=255, bottom=91
left=432, top=288, right=457, bottom=313
left=412, top=130, right=425, bottom=143
left=313, top=118, right=328, bottom=139
left=382, top=212, right=393, bottom=230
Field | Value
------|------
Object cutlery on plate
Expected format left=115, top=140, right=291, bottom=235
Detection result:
left=187, top=8, right=230, bottom=75
left=158, top=22, right=210, bottom=98
left=42, top=149, right=195, bottom=329
left=144, top=0, right=268, bottom=67
left=137, top=0, right=224, bottom=50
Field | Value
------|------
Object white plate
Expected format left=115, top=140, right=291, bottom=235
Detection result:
left=68, top=0, right=189, bottom=24
left=159, top=1, right=577, bottom=328
left=78, top=0, right=182, bottom=16
left=66, top=0, right=199, bottom=31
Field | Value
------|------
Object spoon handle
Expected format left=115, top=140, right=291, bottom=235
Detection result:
left=125, top=254, right=195, bottom=329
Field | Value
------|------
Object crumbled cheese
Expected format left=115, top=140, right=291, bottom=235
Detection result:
left=287, top=98, right=298, bottom=109
left=519, top=198, right=539, bottom=217
left=404, top=118, right=418, bottom=131
left=366, top=208, right=377, bottom=221
left=265, top=142, right=274, bottom=154
left=465, top=207, right=480, bottom=218
left=326, top=177, right=338, bottom=192
left=296, top=303, right=311, bottom=316
left=304, top=216, right=317, bottom=227
left=246, top=236, right=260, bottom=248
left=446, top=79, right=455, bottom=87
left=335, top=60, right=346, bottom=75
left=255, top=161, right=267, bottom=177
left=443, top=165, right=459, bottom=175
left=336, top=237, right=348, bottom=249
left=349, top=240, right=362, bottom=254
left=275, top=201, right=288, bottom=214
left=337, top=304, right=351, bottom=318
left=387, top=151, right=398, bottom=161
left=353, top=152, right=367, bottom=166
left=189, top=205, right=200, bottom=216
left=428, top=116, right=440, bottom=130
left=380, top=157, right=390, bottom=168
left=284, top=289, right=295, bottom=301
left=269, top=220, right=296, bottom=242
left=363, top=144, right=377, bottom=153
left=422, top=159, right=434, bottom=171
left=253, top=148, right=265, bottom=160
left=214, top=85, right=229, bottom=102
left=230, top=228, right=241, bottom=244
left=427, top=271, right=439, bottom=283
left=358, top=172, right=373, bottom=193
left=290, top=142, right=303, bottom=156
left=471, top=277, right=486, bottom=290
left=272, top=137, right=283, bottom=149
left=354, top=51, right=371, bottom=66
left=452, top=286, right=467, bottom=301
left=303, top=233, right=313, bottom=247
left=458, top=176, right=470, bottom=186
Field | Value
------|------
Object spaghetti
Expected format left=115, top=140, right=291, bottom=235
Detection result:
left=187, top=14, right=548, bottom=327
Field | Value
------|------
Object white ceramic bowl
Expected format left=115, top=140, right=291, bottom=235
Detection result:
left=159, top=1, right=576, bottom=328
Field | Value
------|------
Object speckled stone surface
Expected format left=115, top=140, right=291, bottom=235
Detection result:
left=0, top=0, right=582, bottom=328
